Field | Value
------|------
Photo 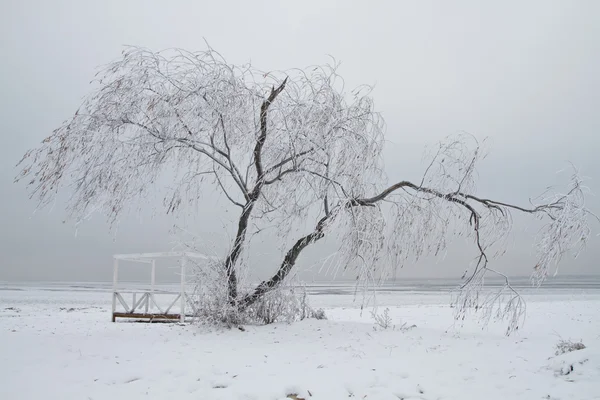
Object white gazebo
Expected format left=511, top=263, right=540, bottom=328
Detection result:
left=111, top=252, right=211, bottom=323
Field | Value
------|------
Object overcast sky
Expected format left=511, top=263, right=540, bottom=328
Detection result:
left=1, top=0, right=599, bottom=283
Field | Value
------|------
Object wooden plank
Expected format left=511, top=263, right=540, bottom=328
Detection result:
left=112, top=312, right=181, bottom=320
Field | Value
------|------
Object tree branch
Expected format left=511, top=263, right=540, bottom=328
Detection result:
left=240, top=215, right=328, bottom=309
left=264, top=147, right=314, bottom=175
left=247, top=175, right=575, bottom=308
left=253, top=78, right=288, bottom=182
left=356, top=180, right=554, bottom=216
left=263, top=167, right=298, bottom=185
left=218, top=113, right=248, bottom=195
left=212, top=169, right=244, bottom=208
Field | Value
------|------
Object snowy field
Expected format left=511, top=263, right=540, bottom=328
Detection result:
left=1, top=282, right=599, bottom=400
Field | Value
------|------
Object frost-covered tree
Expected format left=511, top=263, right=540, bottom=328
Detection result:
left=16, top=46, right=596, bottom=332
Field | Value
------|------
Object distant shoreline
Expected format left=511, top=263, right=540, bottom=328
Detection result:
left=3, top=275, right=600, bottom=294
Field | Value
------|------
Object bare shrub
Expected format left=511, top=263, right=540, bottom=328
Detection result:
left=244, top=283, right=314, bottom=325
left=555, top=339, right=586, bottom=356
left=311, top=308, right=327, bottom=320
left=371, top=307, right=415, bottom=331
left=397, top=322, right=417, bottom=332
left=371, top=307, right=393, bottom=330
left=190, top=260, right=316, bottom=327
left=178, top=228, right=320, bottom=327
left=187, top=258, right=245, bottom=328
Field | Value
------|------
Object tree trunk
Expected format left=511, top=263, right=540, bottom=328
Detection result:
left=224, top=202, right=256, bottom=302
left=224, top=79, right=287, bottom=304
left=240, top=216, right=328, bottom=308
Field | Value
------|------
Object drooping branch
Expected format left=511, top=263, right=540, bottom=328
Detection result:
left=244, top=163, right=593, bottom=334
left=119, top=116, right=249, bottom=203
left=240, top=180, right=486, bottom=307
left=356, top=179, right=569, bottom=218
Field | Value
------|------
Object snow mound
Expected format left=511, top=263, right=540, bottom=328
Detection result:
left=546, top=348, right=600, bottom=382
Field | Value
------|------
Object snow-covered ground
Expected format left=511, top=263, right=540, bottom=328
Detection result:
left=1, top=284, right=599, bottom=400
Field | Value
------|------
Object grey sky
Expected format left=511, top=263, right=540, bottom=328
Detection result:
left=1, top=0, right=599, bottom=282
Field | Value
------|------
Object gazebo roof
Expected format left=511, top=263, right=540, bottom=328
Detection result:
left=113, top=252, right=215, bottom=263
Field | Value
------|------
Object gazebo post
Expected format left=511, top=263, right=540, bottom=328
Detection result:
left=111, top=257, right=119, bottom=322
left=150, top=259, right=156, bottom=312
left=180, top=256, right=186, bottom=323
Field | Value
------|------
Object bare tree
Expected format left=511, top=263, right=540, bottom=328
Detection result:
left=16, top=46, right=596, bottom=332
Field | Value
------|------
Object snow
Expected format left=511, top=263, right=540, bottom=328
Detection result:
left=1, top=285, right=599, bottom=400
